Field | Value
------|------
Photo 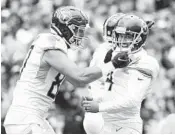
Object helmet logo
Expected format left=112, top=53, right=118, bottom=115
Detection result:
left=59, top=11, right=71, bottom=24
left=115, top=27, right=126, bottom=34
left=62, top=14, right=69, bottom=21
left=107, top=31, right=111, bottom=36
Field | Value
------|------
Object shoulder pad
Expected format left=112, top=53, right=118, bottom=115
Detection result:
left=137, top=55, right=159, bottom=79
left=129, top=50, right=159, bottom=80
left=32, top=33, right=68, bottom=54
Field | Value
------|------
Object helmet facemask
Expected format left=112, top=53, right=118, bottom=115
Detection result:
left=51, top=6, right=89, bottom=50
left=103, top=13, right=126, bottom=50
left=111, top=27, right=144, bottom=54
left=68, top=24, right=88, bottom=50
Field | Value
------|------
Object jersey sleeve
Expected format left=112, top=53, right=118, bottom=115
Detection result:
left=32, top=33, right=68, bottom=54
left=129, top=51, right=159, bottom=81
left=98, top=52, right=159, bottom=113
left=99, top=70, right=152, bottom=113
left=138, top=55, right=159, bottom=80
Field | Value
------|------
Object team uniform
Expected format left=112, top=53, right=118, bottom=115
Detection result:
left=4, top=6, right=92, bottom=134
left=84, top=48, right=159, bottom=134
left=87, top=42, right=113, bottom=101
left=4, top=33, right=67, bottom=134
left=83, top=42, right=112, bottom=134
left=83, top=13, right=158, bottom=134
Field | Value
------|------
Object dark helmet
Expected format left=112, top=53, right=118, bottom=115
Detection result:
left=105, top=14, right=150, bottom=53
left=103, top=13, right=126, bottom=43
left=51, top=6, right=89, bottom=49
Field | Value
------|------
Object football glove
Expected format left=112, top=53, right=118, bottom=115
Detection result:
left=112, top=52, right=131, bottom=68
left=104, top=49, right=113, bottom=63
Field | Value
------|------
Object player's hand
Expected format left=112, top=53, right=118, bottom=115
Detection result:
left=104, top=49, right=113, bottom=63
left=82, top=96, right=93, bottom=101
left=81, top=96, right=93, bottom=107
left=112, top=51, right=131, bottom=68
left=82, top=100, right=99, bottom=113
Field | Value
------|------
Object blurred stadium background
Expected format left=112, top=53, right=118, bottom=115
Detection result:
left=1, top=0, right=175, bottom=134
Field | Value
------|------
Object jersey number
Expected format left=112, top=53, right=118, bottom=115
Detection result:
left=20, top=45, right=34, bottom=74
left=106, top=71, right=113, bottom=91
left=47, top=73, right=64, bottom=99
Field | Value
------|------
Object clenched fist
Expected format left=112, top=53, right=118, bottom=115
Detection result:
left=112, top=52, right=131, bottom=68
left=104, top=49, right=113, bottom=63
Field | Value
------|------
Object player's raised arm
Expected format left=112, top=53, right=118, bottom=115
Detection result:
left=44, top=49, right=103, bottom=87
left=83, top=55, right=159, bottom=113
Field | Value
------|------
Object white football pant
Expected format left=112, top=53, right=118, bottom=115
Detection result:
left=84, top=113, right=142, bottom=134
left=5, top=119, right=55, bottom=134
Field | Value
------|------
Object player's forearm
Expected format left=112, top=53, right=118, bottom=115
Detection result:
left=65, top=66, right=103, bottom=87
left=77, top=67, right=103, bottom=87
left=98, top=98, right=135, bottom=113
left=78, top=61, right=115, bottom=86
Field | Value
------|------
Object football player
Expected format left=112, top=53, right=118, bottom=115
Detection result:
left=4, top=6, right=117, bottom=134
left=82, top=14, right=159, bottom=134
left=82, top=14, right=126, bottom=134
left=85, top=13, right=126, bottom=102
